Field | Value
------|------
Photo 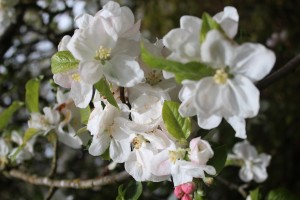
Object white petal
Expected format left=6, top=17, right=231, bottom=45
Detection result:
left=226, top=75, right=260, bottom=118
left=239, top=164, right=253, bottom=182
left=197, top=114, right=222, bottom=130
left=233, top=140, right=258, bottom=160
left=150, top=150, right=172, bottom=176
left=180, top=15, right=202, bottom=34
left=103, top=55, right=144, bottom=87
left=112, top=38, right=140, bottom=57
left=78, top=61, right=103, bottom=85
left=252, top=165, right=268, bottom=183
left=201, top=30, right=235, bottom=67
left=231, top=43, right=276, bottom=82
left=258, top=153, right=271, bottom=167
left=88, top=133, right=111, bottom=156
left=53, top=72, right=74, bottom=88
left=213, top=6, right=239, bottom=38
left=58, top=35, right=71, bottom=51
left=70, top=81, right=93, bottom=108
left=57, top=125, right=83, bottom=149
left=75, top=13, right=94, bottom=29
left=110, top=139, right=131, bottom=163
left=0, top=139, right=10, bottom=155
left=226, top=116, right=247, bottom=139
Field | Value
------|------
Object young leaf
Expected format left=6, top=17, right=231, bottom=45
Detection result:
left=250, top=188, right=261, bottom=200
left=80, top=106, right=91, bottom=125
left=0, top=101, right=24, bottom=132
left=94, top=78, right=119, bottom=109
left=200, top=12, right=221, bottom=42
left=51, top=51, right=79, bottom=74
left=162, top=101, right=191, bottom=141
left=141, top=45, right=214, bottom=83
left=25, top=78, right=40, bottom=113
left=116, top=184, right=126, bottom=200
left=207, top=143, right=227, bottom=174
left=266, top=188, right=298, bottom=200
left=124, top=181, right=143, bottom=200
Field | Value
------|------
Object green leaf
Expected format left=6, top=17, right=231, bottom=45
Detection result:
left=200, top=12, right=221, bottom=43
left=25, top=78, right=40, bottom=113
left=116, top=184, right=126, bottom=200
left=0, top=101, right=24, bottom=132
left=266, top=188, right=298, bottom=200
left=141, top=45, right=214, bottom=83
left=207, top=143, right=227, bottom=174
left=94, top=78, right=119, bottom=109
left=124, top=181, right=143, bottom=200
left=10, top=128, right=40, bottom=161
left=100, top=147, right=110, bottom=161
left=51, top=51, right=79, bottom=74
left=162, top=101, right=191, bottom=141
left=80, top=106, right=91, bottom=125
left=250, top=188, right=261, bottom=200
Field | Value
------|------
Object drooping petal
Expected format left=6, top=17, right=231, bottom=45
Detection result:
left=110, top=139, right=131, bottom=163
left=70, top=81, right=93, bottom=108
left=213, top=6, right=239, bottom=39
left=252, top=165, right=268, bottom=183
left=230, top=43, right=276, bottom=82
left=201, top=30, right=235, bottom=67
left=178, top=80, right=198, bottom=117
left=226, top=116, right=247, bottom=139
left=239, top=163, right=253, bottom=182
left=88, top=133, right=111, bottom=156
left=103, top=55, right=144, bottom=87
left=197, top=114, right=222, bottom=130
left=78, top=61, right=103, bottom=85
left=87, top=107, right=105, bottom=135
left=57, top=124, right=83, bottom=149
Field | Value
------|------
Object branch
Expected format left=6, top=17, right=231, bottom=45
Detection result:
left=4, top=169, right=130, bottom=189
left=257, top=53, right=300, bottom=90
left=216, top=176, right=248, bottom=198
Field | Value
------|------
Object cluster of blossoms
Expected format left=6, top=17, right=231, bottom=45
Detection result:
left=1, top=1, right=274, bottom=198
left=0, top=0, right=18, bottom=36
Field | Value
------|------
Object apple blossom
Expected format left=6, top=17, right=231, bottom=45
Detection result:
left=0, top=138, right=11, bottom=170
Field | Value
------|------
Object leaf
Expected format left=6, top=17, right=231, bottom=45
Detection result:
left=141, top=45, right=214, bottom=83
left=0, top=101, right=24, bottom=132
left=94, top=78, right=119, bottom=109
left=51, top=51, right=79, bottom=74
left=124, top=181, right=143, bottom=200
left=116, top=184, right=126, bottom=200
left=162, top=101, right=191, bottom=141
left=266, top=188, right=298, bottom=200
left=207, top=143, right=227, bottom=174
left=25, top=78, right=41, bottom=113
left=200, top=12, right=221, bottom=42
left=100, top=147, right=110, bottom=161
left=80, top=106, right=91, bottom=125
left=250, top=187, right=261, bottom=200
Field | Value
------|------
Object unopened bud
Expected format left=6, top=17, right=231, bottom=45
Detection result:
left=181, top=194, right=192, bottom=200
left=181, top=182, right=196, bottom=194
left=203, top=177, right=214, bottom=186
left=174, top=185, right=184, bottom=198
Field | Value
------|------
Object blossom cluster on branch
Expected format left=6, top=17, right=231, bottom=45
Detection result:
left=0, top=1, right=276, bottom=199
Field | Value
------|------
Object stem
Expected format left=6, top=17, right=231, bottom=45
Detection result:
left=119, top=87, right=126, bottom=104
left=48, top=135, right=58, bottom=178
left=44, top=187, right=57, bottom=200
left=257, top=53, right=300, bottom=90
left=4, top=170, right=130, bottom=189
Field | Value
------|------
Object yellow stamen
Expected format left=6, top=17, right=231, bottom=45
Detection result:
left=214, top=68, right=228, bottom=84
left=132, top=135, right=146, bottom=149
left=71, top=73, right=81, bottom=82
left=168, top=148, right=186, bottom=164
left=95, top=46, right=112, bottom=61
left=145, top=70, right=163, bottom=86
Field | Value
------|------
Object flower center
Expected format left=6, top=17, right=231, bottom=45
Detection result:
left=132, top=135, right=146, bottom=149
left=145, top=70, right=163, bottom=86
left=71, top=73, right=81, bottom=82
left=214, top=68, right=228, bottom=84
left=95, top=46, right=112, bottom=62
left=168, top=148, right=186, bottom=164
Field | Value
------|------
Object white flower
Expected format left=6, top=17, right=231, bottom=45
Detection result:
left=67, top=12, right=144, bottom=88
left=0, top=138, right=11, bottom=170
left=188, top=137, right=214, bottom=165
left=179, top=30, right=276, bottom=138
left=229, top=140, right=271, bottom=183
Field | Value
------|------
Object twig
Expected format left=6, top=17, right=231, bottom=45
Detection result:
left=44, top=187, right=57, bottom=200
left=216, top=176, right=248, bottom=198
left=119, top=87, right=126, bottom=104
left=257, top=53, right=300, bottom=90
left=5, top=170, right=130, bottom=189
left=48, top=135, right=58, bottom=178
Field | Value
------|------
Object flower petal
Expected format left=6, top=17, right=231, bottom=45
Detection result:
left=88, top=133, right=111, bottom=156
left=110, top=139, right=131, bottom=163
left=78, top=60, right=103, bottom=85
left=70, top=81, right=93, bottom=108
left=225, top=116, right=247, bottom=139
left=180, top=15, right=202, bottom=34
left=197, top=114, right=222, bottom=130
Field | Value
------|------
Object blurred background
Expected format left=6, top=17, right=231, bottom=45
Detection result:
left=0, top=0, right=300, bottom=199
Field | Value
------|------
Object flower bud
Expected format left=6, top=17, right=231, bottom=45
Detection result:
left=174, top=185, right=184, bottom=198
left=181, top=182, right=196, bottom=194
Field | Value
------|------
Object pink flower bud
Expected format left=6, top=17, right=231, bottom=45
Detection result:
left=174, top=186, right=184, bottom=198
left=181, top=194, right=192, bottom=200
left=181, top=182, right=196, bottom=194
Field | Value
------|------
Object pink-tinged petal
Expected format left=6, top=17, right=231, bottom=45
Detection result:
left=201, top=30, right=235, bottom=67
left=70, top=81, right=93, bottom=108
left=104, top=55, right=144, bottom=87
left=88, top=133, right=111, bottom=156
left=233, top=140, right=258, bottom=160
left=226, top=116, right=247, bottom=139
left=213, top=6, right=239, bottom=39
left=226, top=75, right=259, bottom=118
left=151, top=150, right=172, bottom=176
left=75, top=13, right=93, bottom=29
left=197, top=114, right=222, bottom=130
left=110, top=139, right=131, bottom=163
left=78, top=61, right=103, bottom=85
left=231, top=43, right=276, bottom=82
left=180, top=15, right=202, bottom=34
